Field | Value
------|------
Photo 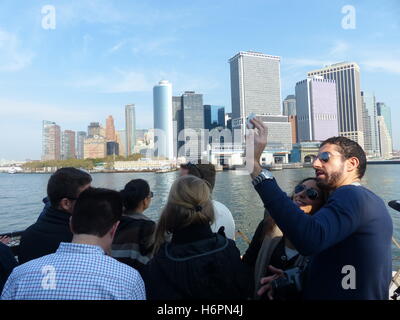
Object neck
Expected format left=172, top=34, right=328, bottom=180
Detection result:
left=336, top=175, right=360, bottom=188
left=72, top=234, right=108, bottom=253
left=125, top=208, right=144, bottom=215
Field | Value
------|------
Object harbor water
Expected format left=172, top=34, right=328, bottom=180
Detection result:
left=1, top=165, right=399, bottom=268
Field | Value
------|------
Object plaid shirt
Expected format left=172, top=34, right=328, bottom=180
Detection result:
left=1, top=242, right=146, bottom=300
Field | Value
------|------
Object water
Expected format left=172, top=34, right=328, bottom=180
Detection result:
left=1, top=166, right=399, bottom=268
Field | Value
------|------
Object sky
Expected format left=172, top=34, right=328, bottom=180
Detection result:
left=0, top=0, right=399, bottom=160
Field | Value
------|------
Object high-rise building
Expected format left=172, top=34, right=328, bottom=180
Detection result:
left=229, top=51, right=281, bottom=136
left=282, top=95, right=296, bottom=116
left=87, top=122, right=101, bottom=137
left=377, top=115, right=393, bottom=159
left=76, top=131, right=87, bottom=159
left=61, top=130, right=76, bottom=160
left=173, top=91, right=206, bottom=161
left=106, top=141, right=119, bottom=156
left=172, top=96, right=183, bottom=158
left=125, top=104, right=136, bottom=156
left=83, top=135, right=106, bottom=159
left=225, top=113, right=232, bottom=131
left=153, top=80, right=174, bottom=159
left=295, top=76, right=338, bottom=142
left=116, top=130, right=126, bottom=157
left=105, top=115, right=116, bottom=142
left=308, top=62, right=364, bottom=148
left=377, top=102, right=392, bottom=144
left=361, top=92, right=379, bottom=156
left=288, top=115, right=298, bottom=144
left=204, top=105, right=225, bottom=130
left=42, top=120, right=61, bottom=161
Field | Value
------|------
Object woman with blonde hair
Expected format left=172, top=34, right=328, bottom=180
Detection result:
left=142, top=175, right=251, bottom=300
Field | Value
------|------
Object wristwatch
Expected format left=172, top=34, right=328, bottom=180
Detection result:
left=252, top=169, right=274, bottom=186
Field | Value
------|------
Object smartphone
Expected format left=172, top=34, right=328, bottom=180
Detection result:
left=246, top=113, right=256, bottom=129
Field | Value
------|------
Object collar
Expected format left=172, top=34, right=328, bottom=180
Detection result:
left=171, top=223, right=214, bottom=244
left=56, top=242, right=105, bottom=255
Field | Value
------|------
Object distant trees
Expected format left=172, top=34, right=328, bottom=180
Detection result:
left=22, top=154, right=143, bottom=171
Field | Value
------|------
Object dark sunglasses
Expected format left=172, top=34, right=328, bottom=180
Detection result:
left=148, top=191, right=154, bottom=198
left=294, top=184, right=320, bottom=200
left=315, top=151, right=331, bottom=163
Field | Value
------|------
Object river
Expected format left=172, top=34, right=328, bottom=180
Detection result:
left=1, top=165, right=399, bottom=268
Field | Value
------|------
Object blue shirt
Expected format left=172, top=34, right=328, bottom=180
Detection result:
left=1, top=242, right=146, bottom=300
left=255, top=179, right=393, bottom=300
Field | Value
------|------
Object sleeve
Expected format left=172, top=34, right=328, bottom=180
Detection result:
left=241, top=219, right=265, bottom=268
left=1, top=271, right=15, bottom=300
left=254, top=179, right=362, bottom=256
left=132, top=272, right=146, bottom=300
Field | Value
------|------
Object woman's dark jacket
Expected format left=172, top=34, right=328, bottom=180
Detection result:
left=0, top=242, right=18, bottom=293
left=142, top=223, right=252, bottom=300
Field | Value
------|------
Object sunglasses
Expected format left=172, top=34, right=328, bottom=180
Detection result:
left=294, top=184, right=320, bottom=200
left=314, top=151, right=343, bottom=163
left=148, top=191, right=154, bottom=198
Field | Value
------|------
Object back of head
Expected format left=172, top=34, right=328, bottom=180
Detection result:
left=183, top=163, right=216, bottom=191
left=47, top=167, right=92, bottom=208
left=71, top=188, right=123, bottom=237
left=153, top=175, right=214, bottom=252
left=320, top=136, right=367, bottom=179
left=120, top=179, right=150, bottom=211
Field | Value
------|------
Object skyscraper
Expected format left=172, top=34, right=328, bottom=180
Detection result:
left=61, top=130, right=76, bottom=160
left=308, top=62, right=364, bottom=148
left=116, top=130, right=126, bottom=157
left=295, top=76, right=338, bottom=142
left=125, top=104, right=136, bottom=156
left=173, top=91, right=205, bottom=161
left=377, top=115, right=393, bottom=159
left=76, top=131, right=87, bottom=159
left=42, top=120, right=61, bottom=161
left=204, top=105, right=225, bottom=130
left=217, top=107, right=225, bottom=127
left=361, top=92, right=379, bottom=156
left=87, top=122, right=101, bottom=137
left=229, top=51, right=281, bottom=130
left=105, top=115, right=116, bottom=142
left=282, top=95, right=296, bottom=116
left=377, top=102, right=392, bottom=143
left=153, top=80, right=174, bottom=159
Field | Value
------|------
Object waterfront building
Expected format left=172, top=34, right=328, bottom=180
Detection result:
left=153, top=80, right=174, bottom=159
left=87, top=122, right=101, bottom=137
left=61, top=130, right=76, bottom=160
left=225, top=113, right=232, bottom=131
left=83, top=135, right=106, bottom=159
left=105, top=115, right=116, bottom=142
left=76, top=131, right=87, bottom=159
left=290, top=142, right=321, bottom=163
left=116, top=130, right=126, bottom=157
left=282, top=95, right=296, bottom=116
left=295, top=76, right=338, bottom=142
left=377, top=102, right=393, bottom=147
left=229, top=51, right=281, bottom=138
left=125, top=104, right=136, bottom=156
left=308, top=62, right=364, bottom=148
left=42, top=120, right=61, bottom=161
left=361, top=92, right=379, bottom=157
left=377, top=115, right=393, bottom=159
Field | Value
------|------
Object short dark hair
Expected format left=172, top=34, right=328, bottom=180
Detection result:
left=120, top=179, right=150, bottom=211
left=71, top=188, right=123, bottom=237
left=47, top=167, right=92, bottom=207
left=320, top=136, right=367, bottom=179
left=181, top=163, right=216, bottom=191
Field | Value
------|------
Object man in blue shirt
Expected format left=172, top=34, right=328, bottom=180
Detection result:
left=1, top=188, right=146, bottom=300
left=247, top=117, right=393, bottom=300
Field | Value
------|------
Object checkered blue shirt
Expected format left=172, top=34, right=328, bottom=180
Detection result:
left=1, top=242, right=146, bottom=300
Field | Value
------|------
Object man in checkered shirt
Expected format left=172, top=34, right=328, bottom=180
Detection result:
left=1, top=188, right=146, bottom=300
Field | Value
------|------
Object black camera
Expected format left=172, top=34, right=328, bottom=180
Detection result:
left=270, top=267, right=303, bottom=294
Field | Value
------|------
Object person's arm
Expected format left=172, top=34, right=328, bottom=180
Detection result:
left=254, top=180, right=362, bottom=256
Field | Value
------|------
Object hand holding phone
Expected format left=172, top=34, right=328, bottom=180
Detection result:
left=246, top=112, right=256, bottom=129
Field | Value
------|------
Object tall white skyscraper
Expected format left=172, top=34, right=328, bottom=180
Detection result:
left=361, top=91, right=379, bottom=157
left=153, top=80, right=174, bottom=159
left=308, top=62, right=364, bottom=148
left=125, top=104, right=136, bottom=156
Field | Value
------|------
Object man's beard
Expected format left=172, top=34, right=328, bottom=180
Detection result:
left=316, top=166, right=344, bottom=190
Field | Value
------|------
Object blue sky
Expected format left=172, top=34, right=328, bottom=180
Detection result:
left=0, top=0, right=399, bottom=160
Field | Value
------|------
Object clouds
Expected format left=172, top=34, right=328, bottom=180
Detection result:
left=0, top=29, right=34, bottom=72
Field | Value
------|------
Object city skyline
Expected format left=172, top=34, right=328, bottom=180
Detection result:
left=1, top=0, right=399, bottom=160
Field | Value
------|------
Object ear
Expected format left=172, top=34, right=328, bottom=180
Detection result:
left=346, top=157, right=360, bottom=174
left=59, top=198, right=70, bottom=212
left=109, top=221, right=120, bottom=239
left=69, top=216, right=74, bottom=233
